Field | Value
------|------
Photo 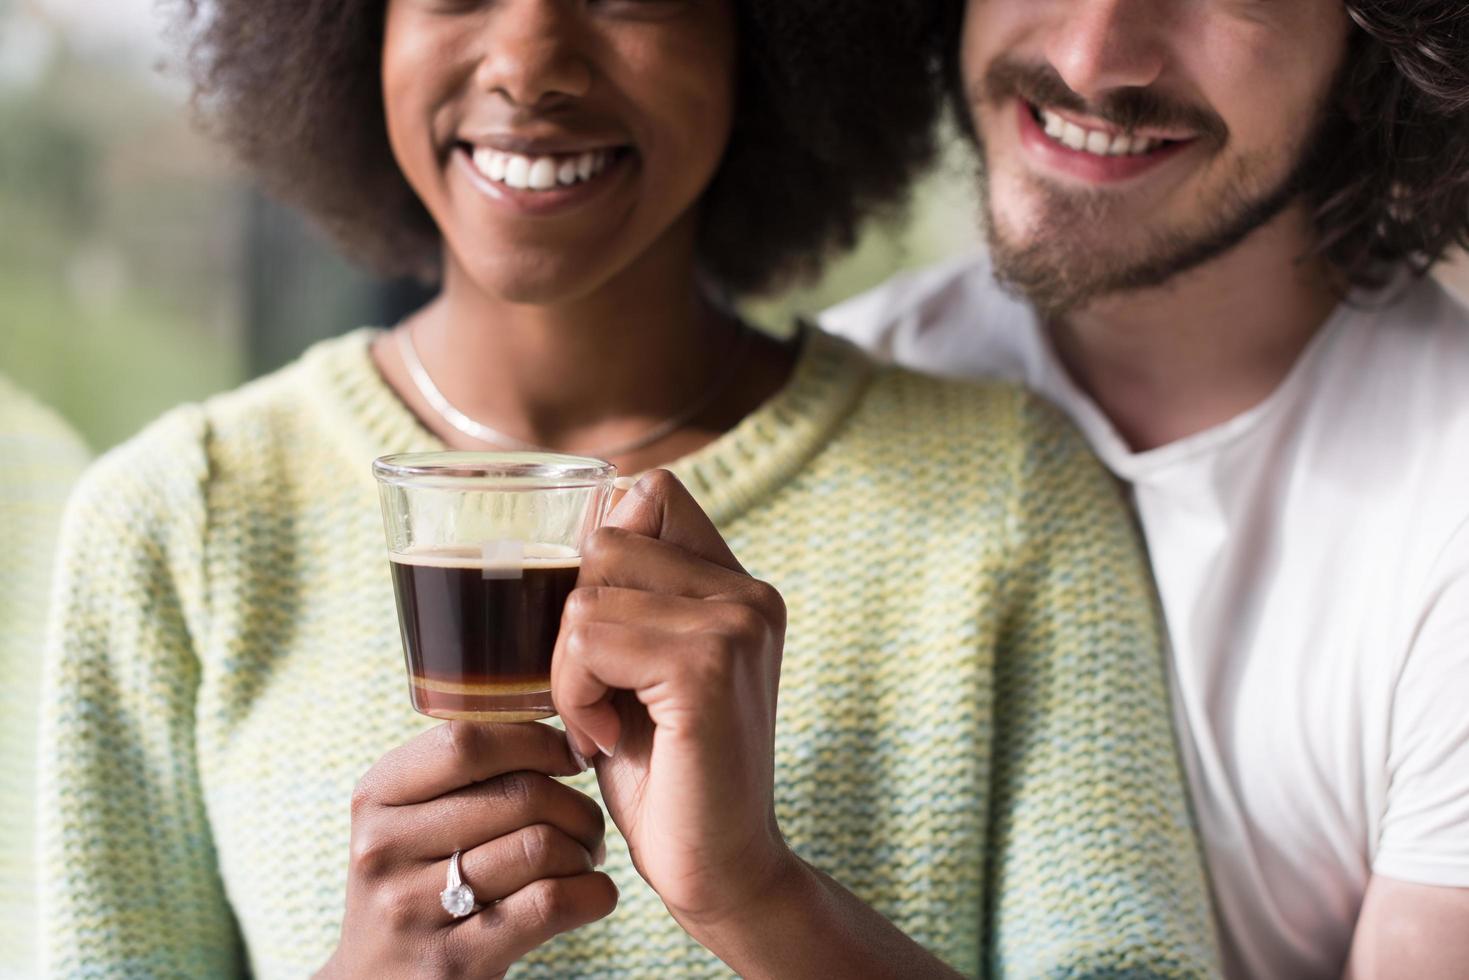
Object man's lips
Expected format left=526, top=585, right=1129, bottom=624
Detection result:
left=1015, top=99, right=1193, bottom=184
left=1035, top=104, right=1199, bottom=145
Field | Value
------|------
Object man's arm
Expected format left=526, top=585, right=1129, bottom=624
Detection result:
left=1344, top=877, right=1469, bottom=979
left=1349, top=519, right=1469, bottom=979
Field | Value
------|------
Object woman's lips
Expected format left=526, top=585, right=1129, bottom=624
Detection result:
left=466, top=144, right=618, bottom=191
left=452, top=143, right=633, bottom=216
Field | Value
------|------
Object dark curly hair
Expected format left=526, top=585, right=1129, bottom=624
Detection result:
left=935, top=0, right=1469, bottom=290
left=1314, top=2, right=1469, bottom=285
left=170, top=0, right=947, bottom=296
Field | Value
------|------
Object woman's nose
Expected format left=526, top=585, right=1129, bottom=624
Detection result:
left=473, top=0, right=593, bottom=108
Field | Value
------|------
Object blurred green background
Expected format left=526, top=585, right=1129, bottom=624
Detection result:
left=0, top=0, right=981, bottom=452
left=3, top=0, right=1468, bottom=453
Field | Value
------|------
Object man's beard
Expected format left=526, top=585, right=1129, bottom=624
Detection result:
left=973, top=61, right=1330, bottom=319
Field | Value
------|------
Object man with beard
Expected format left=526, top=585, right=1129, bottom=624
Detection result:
left=824, top=2, right=1469, bottom=978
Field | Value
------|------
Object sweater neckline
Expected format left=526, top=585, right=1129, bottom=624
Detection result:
left=304, top=324, right=875, bottom=527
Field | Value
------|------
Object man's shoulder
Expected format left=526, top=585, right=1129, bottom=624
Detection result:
left=1297, top=275, right=1469, bottom=564
left=1329, top=275, right=1469, bottom=419
left=820, top=253, right=1040, bottom=383
left=1351, top=272, right=1469, bottom=350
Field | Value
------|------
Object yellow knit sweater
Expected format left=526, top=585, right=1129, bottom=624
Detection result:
left=40, top=328, right=1220, bottom=977
left=0, top=375, right=88, bottom=980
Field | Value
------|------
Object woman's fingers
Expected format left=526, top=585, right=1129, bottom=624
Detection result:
left=553, top=591, right=779, bottom=758
left=565, top=587, right=725, bottom=635
left=373, top=771, right=607, bottom=861
left=355, top=720, right=584, bottom=808
left=364, top=822, right=603, bottom=934
left=553, top=619, right=676, bottom=758
left=578, top=525, right=761, bottom=600
left=449, top=872, right=619, bottom=972
left=456, top=824, right=599, bottom=904
left=603, top=469, right=744, bottom=573
left=336, top=717, right=615, bottom=975
left=579, top=524, right=737, bottom=597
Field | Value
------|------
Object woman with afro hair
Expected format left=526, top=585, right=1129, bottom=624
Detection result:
left=37, top=1, right=1221, bottom=976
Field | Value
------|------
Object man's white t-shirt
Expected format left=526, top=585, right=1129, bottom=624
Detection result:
left=822, top=255, right=1469, bottom=980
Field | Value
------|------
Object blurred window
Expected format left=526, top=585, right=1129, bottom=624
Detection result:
left=0, top=0, right=985, bottom=452
left=1, top=0, right=248, bottom=449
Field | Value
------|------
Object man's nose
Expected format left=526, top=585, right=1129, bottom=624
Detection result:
left=1044, top=0, right=1166, bottom=102
left=474, top=0, right=593, bottom=108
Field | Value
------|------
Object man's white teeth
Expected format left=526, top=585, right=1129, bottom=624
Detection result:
left=470, top=148, right=613, bottom=190
left=1038, top=107, right=1162, bottom=157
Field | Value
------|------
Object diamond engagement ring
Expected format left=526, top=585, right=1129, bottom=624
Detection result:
left=441, top=850, right=478, bottom=919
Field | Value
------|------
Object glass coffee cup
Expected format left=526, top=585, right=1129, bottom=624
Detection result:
left=373, top=452, right=617, bottom=722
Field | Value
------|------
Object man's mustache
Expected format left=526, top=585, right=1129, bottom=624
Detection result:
left=976, top=58, right=1229, bottom=145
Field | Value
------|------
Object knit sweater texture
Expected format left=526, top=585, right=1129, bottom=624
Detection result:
left=40, top=328, right=1221, bottom=977
left=1, top=375, right=89, bottom=980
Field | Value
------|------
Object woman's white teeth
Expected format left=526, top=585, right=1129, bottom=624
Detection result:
left=471, top=147, right=612, bottom=190
left=527, top=157, right=557, bottom=190
left=504, top=154, right=529, bottom=188
left=1038, top=107, right=1161, bottom=157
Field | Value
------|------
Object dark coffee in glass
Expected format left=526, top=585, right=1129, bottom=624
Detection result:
left=390, top=545, right=580, bottom=721
left=373, top=452, right=616, bottom=723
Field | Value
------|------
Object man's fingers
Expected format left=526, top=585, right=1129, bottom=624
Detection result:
left=604, top=470, right=744, bottom=573
left=355, top=721, right=584, bottom=808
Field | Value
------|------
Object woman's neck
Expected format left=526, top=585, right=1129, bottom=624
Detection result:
left=371, top=240, right=795, bottom=472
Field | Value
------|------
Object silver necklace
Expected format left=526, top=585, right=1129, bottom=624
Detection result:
left=397, top=322, right=753, bottom=459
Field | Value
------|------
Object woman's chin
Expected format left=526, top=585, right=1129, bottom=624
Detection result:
left=455, top=257, right=610, bottom=308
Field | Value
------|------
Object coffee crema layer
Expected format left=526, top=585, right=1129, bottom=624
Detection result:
left=410, top=675, right=552, bottom=696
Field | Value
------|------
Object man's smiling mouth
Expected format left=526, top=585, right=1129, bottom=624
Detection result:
left=1026, top=101, right=1190, bottom=158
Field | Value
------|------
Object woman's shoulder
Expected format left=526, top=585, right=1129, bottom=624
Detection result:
left=67, top=329, right=379, bottom=535
left=829, top=331, right=1095, bottom=469
left=200, top=327, right=382, bottom=448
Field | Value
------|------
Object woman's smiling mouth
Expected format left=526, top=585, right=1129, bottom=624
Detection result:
left=465, top=144, right=621, bottom=190
left=452, top=141, right=634, bottom=216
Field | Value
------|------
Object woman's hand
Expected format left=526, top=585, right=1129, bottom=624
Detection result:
left=551, top=470, right=794, bottom=932
left=317, top=722, right=617, bottom=979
